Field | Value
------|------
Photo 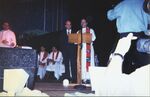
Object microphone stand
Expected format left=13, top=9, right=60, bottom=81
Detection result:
left=74, top=28, right=86, bottom=90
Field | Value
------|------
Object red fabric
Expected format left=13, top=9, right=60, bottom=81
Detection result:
left=42, top=51, right=48, bottom=61
left=52, top=51, right=59, bottom=60
left=41, top=51, right=48, bottom=66
left=86, top=27, right=91, bottom=72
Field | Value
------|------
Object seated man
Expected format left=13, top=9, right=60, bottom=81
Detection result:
left=46, top=46, right=65, bottom=80
left=37, top=46, right=48, bottom=80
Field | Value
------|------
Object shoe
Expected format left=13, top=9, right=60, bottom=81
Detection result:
left=85, top=80, right=90, bottom=84
left=36, top=76, right=41, bottom=81
left=82, top=80, right=86, bottom=84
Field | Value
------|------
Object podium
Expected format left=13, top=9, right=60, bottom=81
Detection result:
left=68, top=33, right=92, bottom=89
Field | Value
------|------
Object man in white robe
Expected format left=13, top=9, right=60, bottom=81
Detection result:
left=0, top=22, right=16, bottom=48
left=37, top=46, right=48, bottom=80
left=77, top=18, right=96, bottom=83
left=46, top=46, right=65, bottom=80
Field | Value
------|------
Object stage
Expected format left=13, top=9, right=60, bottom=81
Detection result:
left=34, top=82, right=93, bottom=96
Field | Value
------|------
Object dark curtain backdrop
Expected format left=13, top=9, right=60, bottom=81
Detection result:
left=0, top=0, right=69, bottom=34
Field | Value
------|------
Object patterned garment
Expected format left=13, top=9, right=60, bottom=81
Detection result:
left=40, top=51, right=48, bottom=66
left=86, top=27, right=91, bottom=72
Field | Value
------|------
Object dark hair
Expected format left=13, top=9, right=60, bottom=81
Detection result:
left=52, top=44, right=59, bottom=50
left=143, top=0, right=150, bottom=14
left=81, top=16, right=93, bottom=23
left=81, top=18, right=87, bottom=21
left=1, top=20, right=10, bottom=25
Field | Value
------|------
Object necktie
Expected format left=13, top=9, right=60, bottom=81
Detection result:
left=67, top=30, right=71, bottom=35
left=66, top=30, right=68, bottom=35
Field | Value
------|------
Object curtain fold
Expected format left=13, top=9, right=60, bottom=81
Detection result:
left=0, top=0, right=69, bottom=34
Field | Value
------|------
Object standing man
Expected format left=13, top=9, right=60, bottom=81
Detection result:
left=77, top=18, right=96, bottom=84
left=0, top=21, right=16, bottom=48
left=59, top=20, right=77, bottom=83
left=107, top=0, right=149, bottom=74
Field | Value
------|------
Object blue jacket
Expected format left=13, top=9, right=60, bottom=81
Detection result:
left=107, top=0, right=149, bottom=33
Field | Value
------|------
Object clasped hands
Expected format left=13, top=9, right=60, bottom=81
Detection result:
left=2, top=40, right=15, bottom=47
left=47, top=59, right=56, bottom=64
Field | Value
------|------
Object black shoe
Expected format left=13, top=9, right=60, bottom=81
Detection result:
left=85, top=80, right=90, bottom=84
left=82, top=80, right=86, bottom=84
left=36, top=76, right=41, bottom=82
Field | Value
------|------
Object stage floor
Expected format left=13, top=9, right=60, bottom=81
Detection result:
left=34, top=82, right=93, bottom=96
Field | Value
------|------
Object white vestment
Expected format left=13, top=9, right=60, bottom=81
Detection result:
left=46, top=51, right=65, bottom=80
left=78, top=28, right=96, bottom=81
left=0, top=30, right=16, bottom=48
left=37, top=51, right=48, bottom=80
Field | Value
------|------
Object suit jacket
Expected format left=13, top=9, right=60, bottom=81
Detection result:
left=59, top=29, right=76, bottom=57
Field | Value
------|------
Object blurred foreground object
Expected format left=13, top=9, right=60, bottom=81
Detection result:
left=88, top=33, right=150, bottom=96
left=3, top=69, right=29, bottom=95
left=0, top=69, right=49, bottom=96
left=64, top=92, right=94, bottom=96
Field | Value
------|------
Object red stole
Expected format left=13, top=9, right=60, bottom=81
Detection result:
left=86, top=27, right=91, bottom=72
left=41, top=51, right=48, bottom=66
left=52, top=51, right=59, bottom=60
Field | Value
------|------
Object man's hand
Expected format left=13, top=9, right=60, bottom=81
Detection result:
left=10, top=42, right=15, bottom=47
left=114, top=33, right=137, bottom=56
left=1, top=40, right=15, bottom=48
left=2, top=40, right=9, bottom=45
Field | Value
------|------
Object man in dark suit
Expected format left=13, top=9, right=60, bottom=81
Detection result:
left=59, top=20, right=77, bottom=83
